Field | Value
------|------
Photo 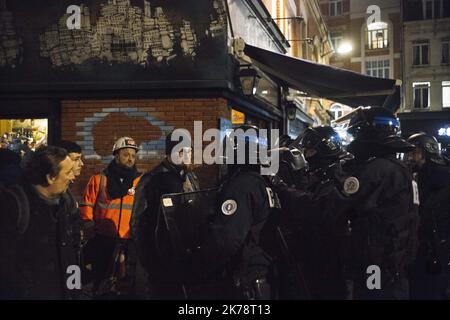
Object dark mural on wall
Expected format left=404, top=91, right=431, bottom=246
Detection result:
left=0, top=0, right=229, bottom=90
left=0, top=0, right=23, bottom=68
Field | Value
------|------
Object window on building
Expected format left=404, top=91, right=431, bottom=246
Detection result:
left=435, top=0, right=442, bottom=17
left=330, top=31, right=343, bottom=51
left=442, top=41, right=450, bottom=64
left=366, top=60, right=390, bottom=78
left=423, top=0, right=443, bottom=19
left=366, top=22, right=389, bottom=50
left=413, top=40, right=430, bottom=65
left=330, top=104, right=343, bottom=120
left=443, top=81, right=450, bottom=108
left=330, top=0, right=342, bottom=17
left=413, top=82, right=431, bottom=109
left=444, top=1, right=450, bottom=18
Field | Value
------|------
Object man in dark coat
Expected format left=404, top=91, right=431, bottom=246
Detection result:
left=0, top=146, right=81, bottom=299
left=131, top=131, right=200, bottom=299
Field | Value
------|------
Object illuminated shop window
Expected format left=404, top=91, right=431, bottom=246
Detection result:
left=0, top=118, right=48, bottom=156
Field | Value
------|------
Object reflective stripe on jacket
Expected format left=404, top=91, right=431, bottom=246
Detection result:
left=80, top=173, right=141, bottom=239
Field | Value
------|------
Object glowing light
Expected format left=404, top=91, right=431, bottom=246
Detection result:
left=337, top=42, right=353, bottom=54
left=438, top=127, right=450, bottom=137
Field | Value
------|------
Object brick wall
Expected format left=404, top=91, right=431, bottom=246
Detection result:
left=61, top=98, right=231, bottom=202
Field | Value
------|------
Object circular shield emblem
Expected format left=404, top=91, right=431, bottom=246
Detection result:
left=343, top=177, right=360, bottom=195
left=221, top=199, right=237, bottom=216
left=128, top=187, right=136, bottom=196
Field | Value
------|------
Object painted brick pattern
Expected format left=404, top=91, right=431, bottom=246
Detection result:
left=61, top=98, right=231, bottom=201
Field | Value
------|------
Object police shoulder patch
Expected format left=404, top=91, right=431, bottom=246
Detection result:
left=343, top=176, right=360, bottom=195
left=162, top=197, right=173, bottom=207
left=221, top=199, right=237, bottom=216
left=412, top=180, right=420, bottom=205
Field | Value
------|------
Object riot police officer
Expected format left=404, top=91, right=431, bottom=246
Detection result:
left=406, top=133, right=450, bottom=300
left=189, top=125, right=282, bottom=299
left=343, top=106, right=419, bottom=300
left=272, top=126, right=354, bottom=299
left=299, top=126, right=354, bottom=299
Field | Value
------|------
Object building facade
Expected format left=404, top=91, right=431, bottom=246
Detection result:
left=398, top=0, right=450, bottom=145
left=1, top=0, right=333, bottom=198
left=0, top=0, right=247, bottom=200
left=259, top=0, right=334, bottom=132
left=0, top=0, right=402, bottom=200
left=319, top=0, right=402, bottom=120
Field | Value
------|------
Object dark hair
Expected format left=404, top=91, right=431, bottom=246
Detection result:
left=165, top=130, right=191, bottom=156
left=21, top=145, right=68, bottom=186
left=55, top=140, right=82, bottom=154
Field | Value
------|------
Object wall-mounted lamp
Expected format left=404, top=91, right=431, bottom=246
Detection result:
left=239, top=65, right=261, bottom=96
left=321, top=42, right=353, bottom=57
left=285, top=101, right=297, bottom=121
left=336, top=42, right=353, bottom=55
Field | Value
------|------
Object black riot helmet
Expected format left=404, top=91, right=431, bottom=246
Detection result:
left=275, top=134, right=308, bottom=187
left=407, top=132, right=445, bottom=164
left=347, top=106, right=414, bottom=153
left=297, top=126, right=353, bottom=167
left=277, top=134, right=307, bottom=172
left=223, top=124, right=269, bottom=170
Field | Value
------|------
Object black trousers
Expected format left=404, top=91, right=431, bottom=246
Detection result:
left=83, top=235, right=116, bottom=288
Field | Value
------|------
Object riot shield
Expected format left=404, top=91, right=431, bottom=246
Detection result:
left=160, top=188, right=219, bottom=260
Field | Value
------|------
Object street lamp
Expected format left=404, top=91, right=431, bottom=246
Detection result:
left=239, top=65, right=260, bottom=96
left=323, top=42, right=353, bottom=57
left=336, top=42, right=353, bottom=55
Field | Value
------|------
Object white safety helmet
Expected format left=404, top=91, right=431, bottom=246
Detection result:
left=112, top=137, right=139, bottom=154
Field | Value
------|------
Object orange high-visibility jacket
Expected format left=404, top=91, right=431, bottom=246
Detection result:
left=80, top=173, right=141, bottom=239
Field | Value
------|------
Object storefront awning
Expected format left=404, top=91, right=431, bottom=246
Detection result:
left=243, top=44, right=402, bottom=111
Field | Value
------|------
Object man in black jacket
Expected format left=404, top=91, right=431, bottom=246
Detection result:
left=131, top=131, right=200, bottom=299
left=0, top=146, right=81, bottom=299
